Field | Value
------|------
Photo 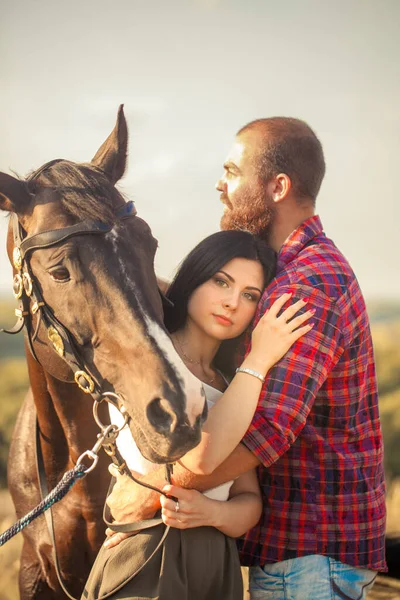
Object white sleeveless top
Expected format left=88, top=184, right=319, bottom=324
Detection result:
left=108, top=383, right=233, bottom=502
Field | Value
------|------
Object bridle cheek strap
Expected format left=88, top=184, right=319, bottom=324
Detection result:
left=4, top=201, right=137, bottom=402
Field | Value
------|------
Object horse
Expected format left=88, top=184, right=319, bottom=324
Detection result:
left=0, top=105, right=206, bottom=599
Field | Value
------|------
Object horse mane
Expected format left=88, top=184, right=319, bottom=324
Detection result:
left=27, top=160, right=125, bottom=225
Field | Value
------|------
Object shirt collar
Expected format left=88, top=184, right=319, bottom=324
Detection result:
left=276, top=215, right=323, bottom=273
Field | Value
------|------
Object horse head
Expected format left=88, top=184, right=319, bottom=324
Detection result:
left=0, top=106, right=206, bottom=464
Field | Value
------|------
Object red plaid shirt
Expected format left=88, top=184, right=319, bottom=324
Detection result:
left=237, top=216, right=387, bottom=571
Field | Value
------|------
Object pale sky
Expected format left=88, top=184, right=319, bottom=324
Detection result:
left=1, top=0, right=399, bottom=300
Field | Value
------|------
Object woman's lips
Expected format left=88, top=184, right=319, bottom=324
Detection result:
left=213, top=314, right=233, bottom=326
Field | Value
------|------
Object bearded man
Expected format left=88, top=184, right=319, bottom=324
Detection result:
left=104, top=118, right=386, bottom=599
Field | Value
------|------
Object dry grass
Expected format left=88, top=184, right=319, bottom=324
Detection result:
left=0, top=490, right=22, bottom=600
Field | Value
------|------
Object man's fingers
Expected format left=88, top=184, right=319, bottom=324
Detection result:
left=108, top=463, right=120, bottom=478
left=103, top=531, right=131, bottom=548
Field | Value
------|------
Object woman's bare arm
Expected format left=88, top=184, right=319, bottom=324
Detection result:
left=180, top=295, right=313, bottom=474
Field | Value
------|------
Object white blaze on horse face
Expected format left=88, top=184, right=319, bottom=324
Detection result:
left=143, top=315, right=206, bottom=428
left=105, top=226, right=205, bottom=428
left=105, top=229, right=130, bottom=279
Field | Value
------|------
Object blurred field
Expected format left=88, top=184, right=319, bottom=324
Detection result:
left=0, top=490, right=21, bottom=600
left=0, top=297, right=399, bottom=598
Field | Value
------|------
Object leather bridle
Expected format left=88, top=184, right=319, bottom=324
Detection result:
left=3, top=159, right=137, bottom=402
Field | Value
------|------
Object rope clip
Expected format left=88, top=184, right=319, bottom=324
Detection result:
left=77, top=424, right=119, bottom=473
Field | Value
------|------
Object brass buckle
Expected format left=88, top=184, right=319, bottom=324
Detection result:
left=13, top=247, right=22, bottom=271
left=75, top=370, right=95, bottom=394
left=13, top=274, right=23, bottom=299
left=103, top=443, right=116, bottom=457
left=48, top=325, right=65, bottom=357
left=31, top=301, right=45, bottom=315
left=22, top=272, right=33, bottom=297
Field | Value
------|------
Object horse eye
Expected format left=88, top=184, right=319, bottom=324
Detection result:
left=50, top=267, right=70, bottom=282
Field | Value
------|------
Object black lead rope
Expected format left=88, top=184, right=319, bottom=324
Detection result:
left=0, top=463, right=87, bottom=548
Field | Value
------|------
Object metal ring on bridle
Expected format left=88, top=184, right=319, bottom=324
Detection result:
left=74, top=370, right=95, bottom=394
left=92, top=391, right=129, bottom=432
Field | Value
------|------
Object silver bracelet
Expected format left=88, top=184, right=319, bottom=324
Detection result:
left=235, top=367, right=265, bottom=383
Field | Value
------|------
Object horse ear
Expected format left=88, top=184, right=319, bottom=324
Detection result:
left=91, top=104, right=128, bottom=184
left=0, top=172, right=31, bottom=214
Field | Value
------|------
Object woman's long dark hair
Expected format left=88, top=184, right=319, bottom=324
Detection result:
left=164, top=230, right=276, bottom=376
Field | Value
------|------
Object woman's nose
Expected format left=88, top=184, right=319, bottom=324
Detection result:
left=223, top=295, right=238, bottom=310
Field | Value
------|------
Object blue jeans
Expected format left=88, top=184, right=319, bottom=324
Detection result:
left=249, top=555, right=377, bottom=600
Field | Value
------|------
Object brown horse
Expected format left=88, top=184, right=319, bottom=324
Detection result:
left=0, top=106, right=206, bottom=598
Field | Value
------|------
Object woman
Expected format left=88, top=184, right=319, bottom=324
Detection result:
left=82, top=230, right=313, bottom=600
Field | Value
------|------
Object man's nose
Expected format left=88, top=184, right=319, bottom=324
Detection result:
left=215, top=177, right=226, bottom=192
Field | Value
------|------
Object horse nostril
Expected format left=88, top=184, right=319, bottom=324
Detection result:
left=146, top=397, right=179, bottom=435
left=201, top=397, right=208, bottom=423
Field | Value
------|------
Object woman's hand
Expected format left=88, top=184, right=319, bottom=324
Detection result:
left=160, top=484, right=218, bottom=529
left=245, top=292, right=314, bottom=376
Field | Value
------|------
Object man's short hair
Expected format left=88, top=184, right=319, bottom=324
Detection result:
left=238, top=117, right=326, bottom=204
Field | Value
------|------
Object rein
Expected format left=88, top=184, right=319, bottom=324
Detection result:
left=1, top=161, right=176, bottom=598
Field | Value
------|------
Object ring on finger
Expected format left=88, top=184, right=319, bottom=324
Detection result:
left=175, top=500, right=180, bottom=513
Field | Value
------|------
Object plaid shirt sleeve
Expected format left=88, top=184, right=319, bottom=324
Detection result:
left=242, top=286, right=344, bottom=467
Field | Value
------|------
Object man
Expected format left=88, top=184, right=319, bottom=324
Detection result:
left=106, top=117, right=386, bottom=599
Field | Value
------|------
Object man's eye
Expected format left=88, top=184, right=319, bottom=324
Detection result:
left=50, top=267, right=70, bottom=282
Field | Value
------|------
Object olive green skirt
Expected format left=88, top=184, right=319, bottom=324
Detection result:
left=81, top=523, right=243, bottom=600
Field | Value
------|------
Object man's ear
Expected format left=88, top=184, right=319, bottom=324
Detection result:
left=269, top=173, right=291, bottom=203
left=0, top=172, right=32, bottom=215
left=91, top=104, right=128, bottom=185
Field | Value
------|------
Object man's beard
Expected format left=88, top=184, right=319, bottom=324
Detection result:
left=220, top=187, right=274, bottom=239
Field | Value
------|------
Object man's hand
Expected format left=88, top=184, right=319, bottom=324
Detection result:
left=103, top=464, right=161, bottom=549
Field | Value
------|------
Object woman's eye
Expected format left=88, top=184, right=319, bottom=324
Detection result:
left=243, top=292, right=257, bottom=302
left=50, top=267, right=70, bottom=282
left=214, top=278, right=228, bottom=287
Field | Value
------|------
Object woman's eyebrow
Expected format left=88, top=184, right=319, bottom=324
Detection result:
left=218, top=270, right=234, bottom=282
left=217, top=271, right=262, bottom=294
